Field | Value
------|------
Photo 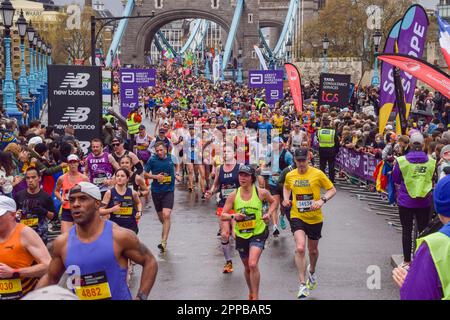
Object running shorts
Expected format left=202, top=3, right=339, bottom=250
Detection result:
left=235, top=227, right=269, bottom=259
left=151, top=191, right=175, bottom=212
left=290, top=218, right=323, bottom=240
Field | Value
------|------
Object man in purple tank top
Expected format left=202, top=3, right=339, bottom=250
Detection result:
left=85, top=139, right=120, bottom=197
left=36, top=182, right=158, bottom=300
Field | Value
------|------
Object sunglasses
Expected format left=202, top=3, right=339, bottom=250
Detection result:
left=112, top=143, right=121, bottom=147
left=68, top=160, right=79, bottom=164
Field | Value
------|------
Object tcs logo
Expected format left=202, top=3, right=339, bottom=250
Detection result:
left=321, top=91, right=339, bottom=103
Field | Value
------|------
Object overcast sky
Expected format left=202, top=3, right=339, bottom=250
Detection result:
left=53, top=0, right=439, bottom=17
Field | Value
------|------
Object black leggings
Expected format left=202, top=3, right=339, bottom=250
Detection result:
left=319, top=156, right=335, bottom=183
left=398, top=206, right=431, bottom=262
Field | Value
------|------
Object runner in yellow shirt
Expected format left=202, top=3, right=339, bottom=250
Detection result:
left=283, top=147, right=336, bottom=299
left=272, top=108, right=284, bottom=134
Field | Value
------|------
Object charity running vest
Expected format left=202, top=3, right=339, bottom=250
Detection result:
left=397, top=155, right=436, bottom=198
left=86, top=152, right=114, bottom=192
left=233, top=186, right=265, bottom=239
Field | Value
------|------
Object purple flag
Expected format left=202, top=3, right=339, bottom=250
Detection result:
left=120, top=68, right=156, bottom=117
left=397, top=5, right=429, bottom=106
left=379, top=19, right=402, bottom=134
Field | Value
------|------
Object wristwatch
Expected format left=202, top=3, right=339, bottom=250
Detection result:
left=321, top=196, right=327, bottom=204
left=231, top=214, right=235, bottom=220
left=136, top=292, right=148, bottom=300
left=12, top=269, right=20, bottom=278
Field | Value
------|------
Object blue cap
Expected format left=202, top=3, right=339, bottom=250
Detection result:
left=434, top=175, right=450, bottom=217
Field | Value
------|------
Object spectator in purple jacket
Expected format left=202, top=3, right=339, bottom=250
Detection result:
left=393, top=175, right=450, bottom=300
left=392, top=132, right=436, bottom=267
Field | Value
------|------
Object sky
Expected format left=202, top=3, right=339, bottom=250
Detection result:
left=52, top=0, right=441, bottom=17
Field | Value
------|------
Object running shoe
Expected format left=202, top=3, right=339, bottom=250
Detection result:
left=216, top=229, right=221, bottom=237
left=201, top=193, right=206, bottom=201
left=157, top=242, right=166, bottom=253
left=306, top=265, right=318, bottom=290
left=223, top=261, right=233, bottom=274
left=297, top=283, right=310, bottom=299
left=279, top=214, right=287, bottom=230
left=272, top=227, right=280, bottom=237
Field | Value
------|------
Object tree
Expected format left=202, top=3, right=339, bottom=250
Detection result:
left=300, top=0, right=413, bottom=72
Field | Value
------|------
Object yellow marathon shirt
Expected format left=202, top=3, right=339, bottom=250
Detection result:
left=284, top=167, right=334, bottom=224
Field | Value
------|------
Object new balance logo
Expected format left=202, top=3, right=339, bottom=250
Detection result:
left=61, top=107, right=90, bottom=123
left=60, top=73, right=90, bottom=88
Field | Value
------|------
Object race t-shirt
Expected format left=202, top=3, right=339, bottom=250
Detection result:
left=284, top=167, right=333, bottom=224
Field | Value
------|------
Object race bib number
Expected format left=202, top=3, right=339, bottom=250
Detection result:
left=137, top=144, right=147, bottom=150
left=162, top=176, right=172, bottom=184
left=237, top=214, right=256, bottom=233
left=272, top=174, right=280, bottom=183
left=296, top=194, right=314, bottom=213
left=20, top=217, right=39, bottom=228
left=74, top=271, right=112, bottom=300
left=0, top=278, right=22, bottom=300
left=222, top=188, right=234, bottom=197
left=93, top=177, right=107, bottom=185
left=116, top=206, right=133, bottom=216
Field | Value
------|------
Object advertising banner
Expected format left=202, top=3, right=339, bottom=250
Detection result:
left=102, top=69, right=112, bottom=115
left=48, top=65, right=102, bottom=154
left=248, top=70, right=284, bottom=105
left=379, top=19, right=402, bottom=134
left=284, top=63, right=303, bottom=114
left=120, top=68, right=156, bottom=117
left=335, top=148, right=378, bottom=182
left=318, top=73, right=351, bottom=109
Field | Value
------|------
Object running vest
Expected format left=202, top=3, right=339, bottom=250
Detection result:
left=108, top=187, right=138, bottom=233
left=291, top=131, right=303, bottom=150
left=233, top=186, right=265, bottom=239
left=279, top=149, right=289, bottom=171
left=318, top=129, right=335, bottom=148
left=155, top=136, right=171, bottom=151
left=126, top=114, right=140, bottom=135
left=416, top=223, right=450, bottom=300
left=65, top=221, right=132, bottom=300
left=86, top=152, right=114, bottom=192
left=127, top=172, right=139, bottom=192
left=397, top=155, right=436, bottom=198
left=0, top=224, right=38, bottom=300
left=62, top=174, right=85, bottom=209
left=112, top=150, right=130, bottom=165
left=218, top=164, right=240, bottom=207
left=135, top=134, right=151, bottom=163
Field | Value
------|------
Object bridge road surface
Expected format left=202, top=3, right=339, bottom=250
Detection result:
left=127, top=116, right=403, bottom=300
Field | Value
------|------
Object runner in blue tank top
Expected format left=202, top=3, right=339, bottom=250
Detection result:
left=35, top=182, right=157, bottom=301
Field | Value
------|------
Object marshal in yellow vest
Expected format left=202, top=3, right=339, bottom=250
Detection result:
left=416, top=231, right=450, bottom=300
left=318, top=129, right=335, bottom=148
left=397, top=156, right=435, bottom=198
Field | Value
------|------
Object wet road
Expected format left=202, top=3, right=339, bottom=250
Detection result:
left=128, top=117, right=402, bottom=300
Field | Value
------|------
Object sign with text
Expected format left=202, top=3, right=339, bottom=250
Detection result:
left=48, top=65, right=102, bottom=155
left=102, top=70, right=112, bottom=115
left=248, top=70, right=284, bottom=105
left=318, top=73, right=351, bottom=109
left=120, top=68, right=156, bottom=116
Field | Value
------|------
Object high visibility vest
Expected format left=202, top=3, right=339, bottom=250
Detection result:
left=416, top=230, right=450, bottom=300
left=126, top=114, right=140, bottom=135
left=397, top=155, right=435, bottom=198
left=318, top=129, right=335, bottom=148
left=103, top=115, right=114, bottom=124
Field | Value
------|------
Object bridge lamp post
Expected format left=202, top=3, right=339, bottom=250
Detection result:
left=47, top=44, right=52, bottom=66
left=219, top=41, right=225, bottom=81
left=1, top=0, right=18, bottom=114
left=26, top=21, right=37, bottom=95
left=285, top=38, right=292, bottom=64
left=371, top=29, right=382, bottom=87
left=322, top=33, right=329, bottom=74
left=36, top=37, right=43, bottom=89
left=237, top=47, right=243, bottom=85
left=16, top=9, right=29, bottom=98
left=194, top=48, right=199, bottom=77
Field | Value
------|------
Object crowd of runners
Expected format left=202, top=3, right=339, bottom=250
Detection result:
left=1, top=63, right=450, bottom=300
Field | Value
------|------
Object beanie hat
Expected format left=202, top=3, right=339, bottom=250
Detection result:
left=434, top=175, right=450, bottom=217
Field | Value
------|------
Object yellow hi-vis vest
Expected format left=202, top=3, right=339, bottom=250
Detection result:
left=126, top=114, right=140, bottom=135
left=397, top=155, right=435, bottom=198
left=318, top=129, right=335, bottom=148
left=416, top=229, right=450, bottom=300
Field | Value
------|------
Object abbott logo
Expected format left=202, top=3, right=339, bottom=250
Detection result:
left=61, top=107, right=90, bottom=123
left=61, top=73, right=90, bottom=89
left=121, top=72, right=135, bottom=83
left=250, top=74, right=263, bottom=85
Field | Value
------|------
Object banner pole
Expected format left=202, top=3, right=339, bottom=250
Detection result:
left=393, top=66, right=407, bottom=135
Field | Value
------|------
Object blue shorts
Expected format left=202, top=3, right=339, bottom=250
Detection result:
left=235, top=227, right=269, bottom=259
left=61, top=208, right=73, bottom=222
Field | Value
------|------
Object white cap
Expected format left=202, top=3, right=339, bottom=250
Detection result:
left=28, top=136, right=43, bottom=147
left=67, top=154, right=80, bottom=162
left=410, top=132, right=424, bottom=145
left=69, top=182, right=102, bottom=201
left=385, top=124, right=393, bottom=131
left=0, top=195, right=17, bottom=217
left=21, top=285, right=79, bottom=300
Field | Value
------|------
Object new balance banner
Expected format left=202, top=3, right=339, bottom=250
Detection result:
left=318, top=73, right=351, bottom=109
left=379, top=19, right=402, bottom=134
left=284, top=63, right=303, bottom=114
left=48, top=65, right=102, bottom=155
left=396, top=5, right=429, bottom=128
left=102, top=69, right=112, bottom=115
left=120, top=68, right=156, bottom=117
left=377, top=54, right=450, bottom=99
left=248, top=70, right=284, bottom=105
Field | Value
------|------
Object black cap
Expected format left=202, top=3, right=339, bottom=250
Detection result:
left=139, top=124, right=146, bottom=130
left=294, top=148, right=308, bottom=160
left=239, top=165, right=255, bottom=176
left=188, top=124, right=195, bottom=130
